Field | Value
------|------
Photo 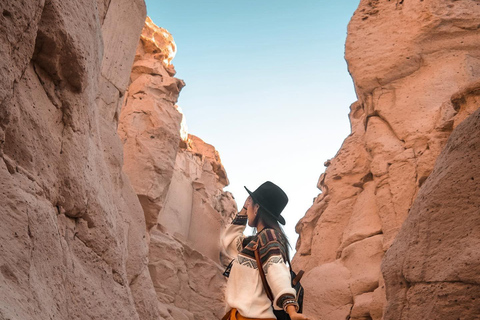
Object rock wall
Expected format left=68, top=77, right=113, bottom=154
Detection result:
left=382, top=88, right=480, bottom=319
left=293, top=1, right=480, bottom=319
left=0, top=0, right=164, bottom=319
left=118, top=18, right=237, bottom=320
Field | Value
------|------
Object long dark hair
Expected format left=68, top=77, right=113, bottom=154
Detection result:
left=251, top=200, right=291, bottom=264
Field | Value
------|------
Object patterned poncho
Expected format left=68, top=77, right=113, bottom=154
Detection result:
left=222, top=214, right=297, bottom=318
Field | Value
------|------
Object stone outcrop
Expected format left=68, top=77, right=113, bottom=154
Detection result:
left=0, top=0, right=164, bottom=319
left=118, top=17, right=186, bottom=233
left=118, top=18, right=236, bottom=320
left=293, top=1, right=480, bottom=319
left=382, top=89, right=480, bottom=319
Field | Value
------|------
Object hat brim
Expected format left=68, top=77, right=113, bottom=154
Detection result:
left=244, top=186, right=286, bottom=225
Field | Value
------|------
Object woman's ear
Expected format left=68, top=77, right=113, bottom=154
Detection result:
left=254, top=204, right=260, bottom=215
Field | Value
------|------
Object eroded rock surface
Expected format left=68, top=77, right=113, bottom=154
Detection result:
left=382, top=94, right=480, bottom=320
left=118, top=18, right=236, bottom=320
left=293, top=1, right=480, bottom=319
left=0, top=0, right=162, bottom=319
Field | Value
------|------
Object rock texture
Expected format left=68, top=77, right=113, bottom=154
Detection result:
left=382, top=90, right=480, bottom=320
left=293, top=1, right=480, bottom=319
left=0, top=0, right=164, bottom=319
left=118, top=18, right=237, bottom=320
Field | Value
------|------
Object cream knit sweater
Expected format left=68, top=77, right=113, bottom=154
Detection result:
left=222, top=214, right=297, bottom=319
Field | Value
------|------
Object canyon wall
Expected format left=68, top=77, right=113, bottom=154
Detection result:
left=0, top=1, right=235, bottom=319
left=118, top=18, right=237, bottom=320
left=293, top=1, right=480, bottom=319
left=382, top=91, right=480, bottom=319
left=0, top=0, right=163, bottom=319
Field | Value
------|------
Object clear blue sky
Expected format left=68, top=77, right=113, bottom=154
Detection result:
left=144, top=0, right=360, bottom=253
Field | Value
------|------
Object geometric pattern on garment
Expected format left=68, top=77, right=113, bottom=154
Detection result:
left=235, top=236, right=244, bottom=252
left=257, top=229, right=287, bottom=265
left=263, top=255, right=284, bottom=274
left=237, top=250, right=285, bottom=272
left=237, top=255, right=257, bottom=269
left=239, top=229, right=287, bottom=265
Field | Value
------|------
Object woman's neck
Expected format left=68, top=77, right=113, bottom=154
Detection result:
left=256, top=220, right=266, bottom=233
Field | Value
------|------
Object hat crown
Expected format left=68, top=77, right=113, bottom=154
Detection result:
left=245, top=181, right=288, bottom=225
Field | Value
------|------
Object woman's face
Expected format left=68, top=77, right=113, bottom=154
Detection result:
left=245, top=196, right=259, bottom=227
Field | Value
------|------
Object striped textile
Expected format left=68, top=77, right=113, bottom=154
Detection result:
left=238, top=228, right=287, bottom=267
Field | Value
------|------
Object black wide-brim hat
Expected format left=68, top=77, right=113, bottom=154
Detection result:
left=244, top=181, right=288, bottom=225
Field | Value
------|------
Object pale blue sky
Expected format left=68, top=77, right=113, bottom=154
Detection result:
left=145, top=0, right=360, bottom=252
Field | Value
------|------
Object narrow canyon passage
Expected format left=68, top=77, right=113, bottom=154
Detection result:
left=0, top=1, right=479, bottom=320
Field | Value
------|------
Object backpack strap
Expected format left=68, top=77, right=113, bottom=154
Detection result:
left=253, top=243, right=274, bottom=302
left=292, top=270, right=304, bottom=286
left=254, top=238, right=305, bottom=305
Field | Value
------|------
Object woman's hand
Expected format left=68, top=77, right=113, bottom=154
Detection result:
left=239, top=207, right=247, bottom=216
left=238, top=205, right=247, bottom=216
left=286, top=305, right=311, bottom=320
left=239, top=197, right=250, bottom=216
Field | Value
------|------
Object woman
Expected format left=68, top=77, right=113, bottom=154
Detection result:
left=222, top=181, right=310, bottom=320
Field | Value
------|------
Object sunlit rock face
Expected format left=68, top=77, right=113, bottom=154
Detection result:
left=382, top=96, right=480, bottom=319
left=293, top=1, right=480, bottom=319
left=118, top=19, right=186, bottom=233
left=0, top=0, right=163, bottom=319
left=118, top=18, right=236, bottom=320
left=142, top=17, right=177, bottom=66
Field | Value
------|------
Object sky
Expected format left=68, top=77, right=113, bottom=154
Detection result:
left=144, top=0, right=360, bottom=254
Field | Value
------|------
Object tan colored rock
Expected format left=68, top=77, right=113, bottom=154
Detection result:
left=382, top=105, right=480, bottom=319
left=308, top=196, right=356, bottom=265
left=340, top=181, right=382, bottom=252
left=341, top=235, right=383, bottom=296
left=301, top=261, right=352, bottom=320
left=149, top=229, right=227, bottom=320
left=350, top=276, right=387, bottom=320
left=369, top=275, right=387, bottom=320
left=102, top=0, right=147, bottom=92
left=351, top=292, right=374, bottom=320
left=294, top=1, right=480, bottom=318
left=159, top=135, right=234, bottom=262
left=118, top=17, right=185, bottom=230
left=118, top=18, right=236, bottom=319
left=142, top=17, right=177, bottom=66
left=0, top=1, right=44, bottom=105
left=0, top=0, right=164, bottom=319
